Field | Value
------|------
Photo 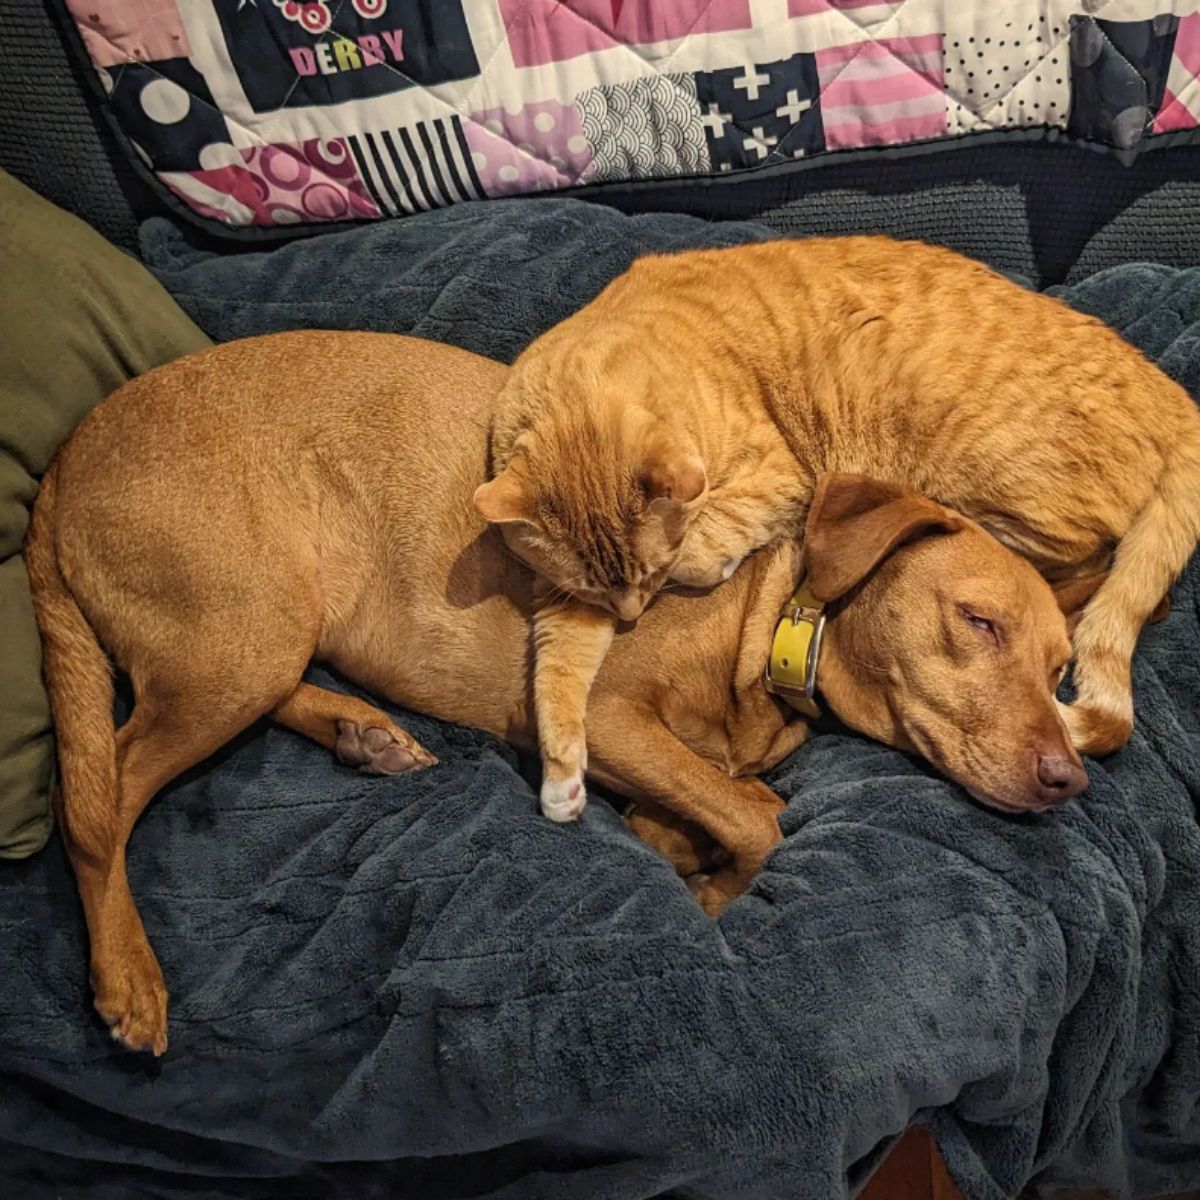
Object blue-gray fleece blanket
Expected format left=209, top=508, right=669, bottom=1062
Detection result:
left=2, top=199, right=1198, bottom=1200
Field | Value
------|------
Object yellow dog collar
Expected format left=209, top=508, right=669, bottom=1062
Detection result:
left=763, top=578, right=825, bottom=719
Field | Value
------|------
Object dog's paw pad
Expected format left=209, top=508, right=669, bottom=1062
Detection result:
left=540, top=773, right=587, bottom=823
left=336, top=721, right=436, bottom=774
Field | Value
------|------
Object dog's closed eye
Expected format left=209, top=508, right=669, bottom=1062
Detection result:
left=959, top=607, right=1002, bottom=646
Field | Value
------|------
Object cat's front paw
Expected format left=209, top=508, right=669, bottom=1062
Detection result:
left=540, top=772, right=587, bottom=822
left=669, top=554, right=744, bottom=589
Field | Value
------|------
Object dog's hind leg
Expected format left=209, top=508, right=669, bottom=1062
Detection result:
left=32, top=457, right=332, bottom=1052
left=271, top=683, right=437, bottom=774
left=81, top=648, right=313, bottom=1056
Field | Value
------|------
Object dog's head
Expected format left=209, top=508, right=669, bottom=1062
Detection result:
left=807, top=474, right=1086, bottom=813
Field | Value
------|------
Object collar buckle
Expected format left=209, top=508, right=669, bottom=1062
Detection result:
left=764, top=585, right=826, bottom=718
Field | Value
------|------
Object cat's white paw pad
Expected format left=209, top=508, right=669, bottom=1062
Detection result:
left=540, top=773, right=587, bottom=823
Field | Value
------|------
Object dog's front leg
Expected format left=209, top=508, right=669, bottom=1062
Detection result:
left=586, top=697, right=785, bottom=916
left=272, top=683, right=437, bottom=774
left=531, top=590, right=615, bottom=822
left=624, top=799, right=725, bottom=878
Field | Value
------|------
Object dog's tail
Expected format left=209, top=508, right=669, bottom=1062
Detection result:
left=25, top=464, right=118, bottom=860
left=1066, top=431, right=1200, bottom=755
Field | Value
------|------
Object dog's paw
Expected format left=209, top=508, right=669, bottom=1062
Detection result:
left=686, top=872, right=728, bottom=918
left=336, top=721, right=436, bottom=775
left=93, top=955, right=169, bottom=1056
left=686, top=867, right=746, bottom=918
left=540, top=772, right=587, bottom=823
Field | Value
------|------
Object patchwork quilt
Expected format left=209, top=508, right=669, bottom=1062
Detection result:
left=57, top=0, right=1200, bottom=236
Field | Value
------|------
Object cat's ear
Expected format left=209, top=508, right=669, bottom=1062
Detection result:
left=473, top=466, right=537, bottom=527
left=641, top=436, right=707, bottom=508
left=804, top=473, right=962, bottom=602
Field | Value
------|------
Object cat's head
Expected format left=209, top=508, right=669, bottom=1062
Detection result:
left=473, top=400, right=707, bottom=621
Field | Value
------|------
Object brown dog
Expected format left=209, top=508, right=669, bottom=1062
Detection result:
left=27, top=331, right=1082, bottom=1055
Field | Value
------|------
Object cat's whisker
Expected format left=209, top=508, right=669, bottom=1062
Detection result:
left=539, top=584, right=576, bottom=611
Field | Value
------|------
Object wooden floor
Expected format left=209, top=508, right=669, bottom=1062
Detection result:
left=862, top=1129, right=1199, bottom=1200
left=862, top=1129, right=961, bottom=1200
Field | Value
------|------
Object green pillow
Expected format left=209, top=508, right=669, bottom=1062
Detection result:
left=0, top=171, right=210, bottom=858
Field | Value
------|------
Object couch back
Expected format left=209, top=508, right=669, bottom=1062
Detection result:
left=2, top=0, right=1198, bottom=287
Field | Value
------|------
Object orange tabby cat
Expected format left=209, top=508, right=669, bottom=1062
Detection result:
left=474, top=236, right=1200, bottom=818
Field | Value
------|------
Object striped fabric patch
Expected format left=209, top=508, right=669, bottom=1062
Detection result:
left=789, top=0, right=905, bottom=18
left=348, top=117, right=483, bottom=214
left=816, top=33, right=945, bottom=149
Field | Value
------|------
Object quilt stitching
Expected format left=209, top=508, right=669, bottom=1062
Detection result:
left=962, top=4, right=1117, bottom=129
left=533, top=0, right=843, bottom=165
left=277, top=0, right=356, bottom=110
left=1069, top=12, right=1165, bottom=147
left=79, top=19, right=380, bottom=207
left=62, top=0, right=1199, bottom=232
left=485, top=0, right=729, bottom=177
left=84, top=1, right=812, bottom=200
left=801, top=2, right=935, bottom=150
left=80, top=2, right=1106, bottom=179
left=80, top=3, right=520, bottom=210
left=312, top=0, right=597, bottom=195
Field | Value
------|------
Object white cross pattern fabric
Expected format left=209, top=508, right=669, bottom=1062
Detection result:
left=732, top=63, right=771, bottom=101
left=695, top=52, right=824, bottom=172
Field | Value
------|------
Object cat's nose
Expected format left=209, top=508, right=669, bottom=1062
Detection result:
left=612, top=592, right=645, bottom=622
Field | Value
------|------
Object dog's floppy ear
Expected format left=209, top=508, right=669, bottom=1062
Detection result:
left=804, top=474, right=963, bottom=603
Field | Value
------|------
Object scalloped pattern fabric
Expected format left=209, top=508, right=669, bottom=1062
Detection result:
left=54, top=2, right=1200, bottom=228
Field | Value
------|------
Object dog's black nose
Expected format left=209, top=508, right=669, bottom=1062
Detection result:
left=1035, top=754, right=1088, bottom=804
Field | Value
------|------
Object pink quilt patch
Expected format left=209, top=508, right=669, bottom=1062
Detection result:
left=1154, top=12, right=1200, bottom=134
left=789, top=0, right=906, bottom=17
left=65, top=0, right=190, bottom=69
left=816, top=34, right=946, bottom=149
left=163, top=139, right=379, bottom=227
left=500, top=0, right=753, bottom=69
left=464, top=102, right=592, bottom=196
